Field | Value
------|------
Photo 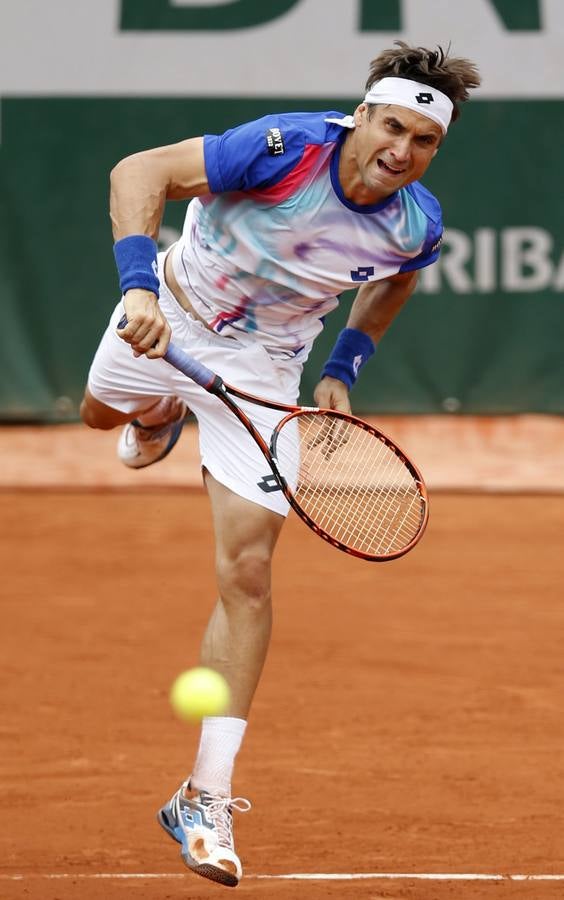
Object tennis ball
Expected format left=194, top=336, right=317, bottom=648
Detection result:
left=169, top=667, right=231, bottom=722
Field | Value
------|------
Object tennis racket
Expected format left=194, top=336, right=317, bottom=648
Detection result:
left=118, top=316, right=428, bottom=561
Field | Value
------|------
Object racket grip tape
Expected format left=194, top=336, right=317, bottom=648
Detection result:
left=116, top=314, right=218, bottom=390
left=164, top=343, right=218, bottom=390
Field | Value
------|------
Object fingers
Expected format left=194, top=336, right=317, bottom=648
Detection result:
left=308, top=417, right=332, bottom=450
left=307, top=414, right=349, bottom=457
left=118, top=322, right=168, bottom=358
left=322, top=419, right=349, bottom=457
left=145, top=325, right=171, bottom=359
left=117, top=290, right=171, bottom=358
left=313, top=377, right=352, bottom=416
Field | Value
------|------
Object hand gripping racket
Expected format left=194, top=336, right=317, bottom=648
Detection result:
left=118, top=316, right=429, bottom=561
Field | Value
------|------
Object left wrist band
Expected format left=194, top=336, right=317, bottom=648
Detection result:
left=113, top=234, right=160, bottom=297
left=320, top=327, right=376, bottom=389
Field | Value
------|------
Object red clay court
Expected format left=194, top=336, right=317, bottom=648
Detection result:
left=2, top=417, right=564, bottom=900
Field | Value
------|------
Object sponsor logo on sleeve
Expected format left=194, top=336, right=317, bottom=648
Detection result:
left=266, top=127, right=285, bottom=156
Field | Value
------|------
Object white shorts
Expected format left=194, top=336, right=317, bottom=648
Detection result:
left=87, top=255, right=303, bottom=516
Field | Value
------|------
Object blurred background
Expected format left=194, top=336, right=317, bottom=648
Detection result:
left=1, top=0, right=562, bottom=443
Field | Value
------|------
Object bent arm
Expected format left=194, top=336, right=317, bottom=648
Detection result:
left=110, top=136, right=210, bottom=239
left=314, top=270, right=418, bottom=412
left=111, top=137, right=210, bottom=357
left=346, top=269, right=418, bottom=341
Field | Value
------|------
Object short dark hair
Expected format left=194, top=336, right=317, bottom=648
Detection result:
left=365, top=41, right=481, bottom=123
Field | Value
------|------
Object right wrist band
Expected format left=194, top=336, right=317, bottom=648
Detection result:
left=113, top=234, right=160, bottom=296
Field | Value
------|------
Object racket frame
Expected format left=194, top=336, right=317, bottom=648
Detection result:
left=116, top=315, right=428, bottom=561
left=206, top=380, right=429, bottom=563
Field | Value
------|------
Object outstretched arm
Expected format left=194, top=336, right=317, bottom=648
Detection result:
left=313, top=270, right=418, bottom=413
left=111, top=137, right=210, bottom=358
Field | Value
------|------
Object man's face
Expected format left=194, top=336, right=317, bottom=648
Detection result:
left=350, top=103, right=442, bottom=196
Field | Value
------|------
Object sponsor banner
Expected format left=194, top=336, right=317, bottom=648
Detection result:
left=1, top=96, right=563, bottom=420
left=419, top=228, right=564, bottom=295
left=0, top=0, right=563, bottom=98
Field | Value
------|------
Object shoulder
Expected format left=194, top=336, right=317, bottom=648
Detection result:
left=396, top=181, right=444, bottom=273
left=404, top=181, right=443, bottom=225
left=203, top=111, right=349, bottom=193
left=271, top=110, right=352, bottom=145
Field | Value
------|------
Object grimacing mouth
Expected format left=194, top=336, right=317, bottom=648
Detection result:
left=377, top=158, right=406, bottom=175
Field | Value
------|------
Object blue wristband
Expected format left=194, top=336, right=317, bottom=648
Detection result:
left=320, top=327, right=376, bottom=389
left=113, top=234, right=160, bottom=296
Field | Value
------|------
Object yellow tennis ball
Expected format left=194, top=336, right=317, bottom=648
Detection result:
left=170, top=667, right=230, bottom=722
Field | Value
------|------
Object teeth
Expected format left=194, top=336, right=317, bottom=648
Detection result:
left=381, top=161, right=401, bottom=173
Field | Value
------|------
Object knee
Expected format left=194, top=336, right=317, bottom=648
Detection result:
left=79, top=392, right=126, bottom=430
left=217, top=547, right=273, bottom=612
left=80, top=398, right=108, bottom=429
left=80, top=397, right=101, bottom=429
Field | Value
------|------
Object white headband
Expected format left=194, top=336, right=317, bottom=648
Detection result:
left=364, top=76, right=453, bottom=135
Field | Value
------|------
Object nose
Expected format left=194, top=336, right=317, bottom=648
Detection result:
left=390, top=135, right=411, bottom=164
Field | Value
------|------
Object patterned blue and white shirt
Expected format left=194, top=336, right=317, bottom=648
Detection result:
left=170, top=111, right=443, bottom=359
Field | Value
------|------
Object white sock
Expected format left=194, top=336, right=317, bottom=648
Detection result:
left=191, top=717, right=247, bottom=797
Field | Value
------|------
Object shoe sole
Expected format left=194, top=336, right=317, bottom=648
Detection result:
left=157, top=807, right=239, bottom=888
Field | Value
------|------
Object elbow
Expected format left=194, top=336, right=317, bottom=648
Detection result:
left=110, top=152, right=144, bottom=188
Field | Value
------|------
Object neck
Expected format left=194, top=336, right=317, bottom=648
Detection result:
left=338, top=132, right=392, bottom=206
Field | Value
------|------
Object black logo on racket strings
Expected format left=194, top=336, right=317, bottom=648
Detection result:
left=266, top=127, right=285, bottom=156
left=415, top=92, right=434, bottom=104
left=257, top=474, right=282, bottom=493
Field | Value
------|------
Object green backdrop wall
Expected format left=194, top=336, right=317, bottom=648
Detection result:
left=1, top=96, right=563, bottom=420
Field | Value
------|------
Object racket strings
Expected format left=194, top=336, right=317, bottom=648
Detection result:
left=276, top=413, right=425, bottom=556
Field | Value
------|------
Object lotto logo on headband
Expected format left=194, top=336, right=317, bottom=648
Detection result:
left=415, top=92, right=434, bottom=104
left=364, top=77, right=453, bottom=134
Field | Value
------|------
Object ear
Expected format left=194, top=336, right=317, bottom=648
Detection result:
left=353, top=103, right=367, bottom=126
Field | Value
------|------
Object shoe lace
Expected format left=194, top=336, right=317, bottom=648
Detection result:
left=204, top=796, right=251, bottom=849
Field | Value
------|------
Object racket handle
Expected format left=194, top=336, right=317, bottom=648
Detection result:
left=164, top=343, right=218, bottom=390
left=117, top=314, right=219, bottom=391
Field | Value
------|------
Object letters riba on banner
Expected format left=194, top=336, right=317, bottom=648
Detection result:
left=418, top=228, right=564, bottom=295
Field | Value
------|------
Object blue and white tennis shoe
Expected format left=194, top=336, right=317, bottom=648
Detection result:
left=157, top=779, right=251, bottom=887
left=117, top=397, right=188, bottom=469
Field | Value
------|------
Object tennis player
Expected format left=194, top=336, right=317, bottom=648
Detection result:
left=81, top=42, right=480, bottom=887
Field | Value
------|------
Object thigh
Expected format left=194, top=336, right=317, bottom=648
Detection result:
left=80, top=386, right=135, bottom=428
left=205, top=471, right=285, bottom=563
left=180, top=337, right=302, bottom=517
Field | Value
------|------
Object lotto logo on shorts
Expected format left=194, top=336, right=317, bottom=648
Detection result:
left=266, top=127, right=285, bottom=156
left=257, top=474, right=282, bottom=493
